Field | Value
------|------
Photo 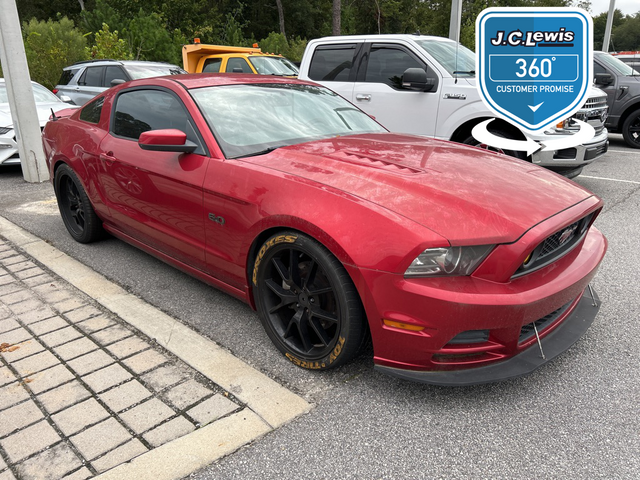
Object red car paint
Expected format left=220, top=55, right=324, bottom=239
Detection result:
left=42, top=74, right=607, bottom=383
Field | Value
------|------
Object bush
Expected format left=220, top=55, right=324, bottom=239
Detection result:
left=22, top=17, right=88, bottom=89
left=257, top=32, right=308, bottom=63
left=89, top=23, right=132, bottom=60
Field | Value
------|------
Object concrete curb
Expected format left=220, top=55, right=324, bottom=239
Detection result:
left=0, top=215, right=312, bottom=479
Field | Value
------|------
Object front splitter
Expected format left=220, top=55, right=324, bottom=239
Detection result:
left=375, top=288, right=601, bottom=386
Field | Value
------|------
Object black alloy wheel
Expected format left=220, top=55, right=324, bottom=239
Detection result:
left=254, top=232, right=366, bottom=370
left=54, top=164, right=103, bottom=243
left=622, top=108, right=640, bottom=149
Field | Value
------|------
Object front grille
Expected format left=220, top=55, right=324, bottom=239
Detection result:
left=582, top=96, right=607, bottom=109
left=513, top=212, right=594, bottom=278
left=519, top=300, right=573, bottom=343
left=0, top=127, right=12, bottom=135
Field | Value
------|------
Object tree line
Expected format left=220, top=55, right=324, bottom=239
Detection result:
left=5, top=1, right=640, bottom=90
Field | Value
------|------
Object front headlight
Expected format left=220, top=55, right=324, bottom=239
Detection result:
left=404, top=245, right=494, bottom=277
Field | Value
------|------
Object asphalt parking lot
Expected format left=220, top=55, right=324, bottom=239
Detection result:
left=0, top=134, right=638, bottom=479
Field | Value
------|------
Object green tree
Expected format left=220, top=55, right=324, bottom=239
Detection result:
left=88, top=23, right=132, bottom=59
left=611, top=14, right=640, bottom=51
left=22, top=17, right=88, bottom=89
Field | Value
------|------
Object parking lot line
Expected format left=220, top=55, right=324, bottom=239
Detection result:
left=605, top=149, right=640, bottom=155
left=580, top=175, right=640, bottom=185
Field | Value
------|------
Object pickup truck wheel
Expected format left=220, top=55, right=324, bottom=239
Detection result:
left=462, top=133, right=528, bottom=160
left=622, top=108, right=640, bottom=148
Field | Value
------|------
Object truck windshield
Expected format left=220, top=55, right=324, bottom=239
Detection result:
left=250, top=56, right=299, bottom=76
left=597, top=53, right=639, bottom=76
left=414, top=39, right=476, bottom=76
left=191, top=83, right=386, bottom=158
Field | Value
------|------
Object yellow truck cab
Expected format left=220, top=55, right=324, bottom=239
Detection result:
left=182, top=41, right=299, bottom=77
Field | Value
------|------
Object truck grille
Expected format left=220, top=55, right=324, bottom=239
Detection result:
left=583, top=96, right=607, bottom=110
left=512, top=213, right=594, bottom=278
left=0, top=127, right=12, bottom=135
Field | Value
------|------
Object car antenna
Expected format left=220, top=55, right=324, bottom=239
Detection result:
left=50, top=108, right=58, bottom=121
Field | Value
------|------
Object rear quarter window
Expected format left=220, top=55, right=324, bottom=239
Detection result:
left=57, top=69, right=76, bottom=86
left=79, top=97, right=105, bottom=124
left=203, top=58, right=222, bottom=73
left=308, top=44, right=356, bottom=81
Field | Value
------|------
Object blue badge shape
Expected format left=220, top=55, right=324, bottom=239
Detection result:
left=476, top=8, right=592, bottom=134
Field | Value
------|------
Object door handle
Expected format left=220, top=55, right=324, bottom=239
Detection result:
left=355, top=94, right=372, bottom=102
left=100, top=152, right=116, bottom=166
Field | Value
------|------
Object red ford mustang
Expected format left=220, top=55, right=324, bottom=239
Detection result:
left=42, top=74, right=607, bottom=385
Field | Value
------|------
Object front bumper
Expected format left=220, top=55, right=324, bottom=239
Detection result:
left=530, top=128, right=609, bottom=168
left=0, top=130, right=20, bottom=165
left=376, top=289, right=600, bottom=385
left=349, top=220, right=606, bottom=385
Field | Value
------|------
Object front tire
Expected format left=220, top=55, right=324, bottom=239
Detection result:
left=54, top=164, right=103, bottom=243
left=622, top=108, right=640, bottom=148
left=253, top=232, right=367, bottom=370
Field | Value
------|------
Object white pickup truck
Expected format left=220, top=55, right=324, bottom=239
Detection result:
left=297, top=34, right=609, bottom=178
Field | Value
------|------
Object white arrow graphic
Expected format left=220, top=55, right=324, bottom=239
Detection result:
left=540, top=119, right=596, bottom=151
left=529, top=102, right=544, bottom=112
left=471, top=119, right=541, bottom=156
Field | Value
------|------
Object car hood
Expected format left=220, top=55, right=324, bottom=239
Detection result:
left=0, top=102, right=76, bottom=128
left=246, top=133, right=595, bottom=244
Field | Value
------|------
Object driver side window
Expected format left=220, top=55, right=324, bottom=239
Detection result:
left=365, top=46, right=425, bottom=90
left=112, top=89, right=205, bottom=155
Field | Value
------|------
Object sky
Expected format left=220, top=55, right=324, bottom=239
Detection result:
left=588, top=0, right=639, bottom=16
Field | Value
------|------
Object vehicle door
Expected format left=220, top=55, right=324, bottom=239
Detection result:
left=305, top=43, right=361, bottom=104
left=103, top=66, right=129, bottom=89
left=98, top=87, right=209, bottom=269
left=352, top=43, right=441, bottom=136
left=73, top=66, right=108, bottom=105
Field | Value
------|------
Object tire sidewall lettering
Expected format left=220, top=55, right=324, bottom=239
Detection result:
left=252, top=234, right=298, bottom=285
left=284, top=335, right=346, bottom=370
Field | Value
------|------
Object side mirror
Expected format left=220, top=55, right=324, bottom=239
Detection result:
left=594, top=73, right=614, bottom=86
left=402, top=68, right=436, bottom=92
left=110, top=78, right=127, bottom=87
left=232, top=67, right=244, bottom=73
left=138, top=129, right=197, bottom=153
left=59, top=95, right=74, bottom=104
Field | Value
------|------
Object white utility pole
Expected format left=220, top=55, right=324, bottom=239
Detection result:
left=449, top=0, right=463, bottom=43
left=0, top=0, right=49, bottom=182
left=602, top=0, right=617, bottom=52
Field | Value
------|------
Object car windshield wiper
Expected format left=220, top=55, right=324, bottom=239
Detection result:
left=237, top=145, right=287, bottom=158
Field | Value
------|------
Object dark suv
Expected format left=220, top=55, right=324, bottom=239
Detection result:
left=54, top=59, right=186, bottom=106
left=594, top=51, right=640, bottom=148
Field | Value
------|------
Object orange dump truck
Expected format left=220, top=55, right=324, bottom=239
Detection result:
left=182, top=41, right=299, bottom=77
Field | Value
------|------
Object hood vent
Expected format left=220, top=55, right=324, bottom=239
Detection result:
left=326, top=150, right=425, bottom=175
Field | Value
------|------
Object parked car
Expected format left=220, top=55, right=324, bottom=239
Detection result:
left=54, top=59, right=186, bottom=106
left=594, top=51, right=640, bottom=148
left=0, top=78, right=78, bottom=166
left=182, top=41, right=299, bottom=76
left=42, top=74, right=607, bottom=385
left=298, top=34, right=609, bottom=178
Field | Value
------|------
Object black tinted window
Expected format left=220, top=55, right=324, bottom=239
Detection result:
left=225, top=58, right=252, bottom=73
left=79, top=96, right=105, bottom=124
left=308, top=44, right=356, bottom=81
left=80, top=67, right=105, bottom=87
left=104, top=66, right=127, bottom=87
left=203, top=58, right=222, bottom=73
left=57, top=70, right=76, bottom=86
left=112, top=89, right=204, bottom=153
left=365, top=46, right=424, bottom=89
left=594, top=62, right=606, bottom=75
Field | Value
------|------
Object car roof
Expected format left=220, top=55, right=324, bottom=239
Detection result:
left=163, top=73, right=316, bottom=90
left=66, top=59, right=181, bottom=69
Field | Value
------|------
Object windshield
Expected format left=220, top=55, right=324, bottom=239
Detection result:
left=0, top=82, right=60, bottom=104
left=414, top=39, right=476, bottom=76
left=190, top=84, right=386, bottom=158
left=249, top=56, right=299, bottom=76
left=125, top=65, right=186, bottom=80
left=597, top=53, right=639, bottom=76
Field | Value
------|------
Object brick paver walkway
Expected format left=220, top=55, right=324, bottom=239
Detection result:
left=0, top=238, right=242, bottom=479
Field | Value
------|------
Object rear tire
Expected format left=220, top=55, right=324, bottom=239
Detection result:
left=54, top=164, right=103, bottom=243
left=253, top=232, right=367, bottom=370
